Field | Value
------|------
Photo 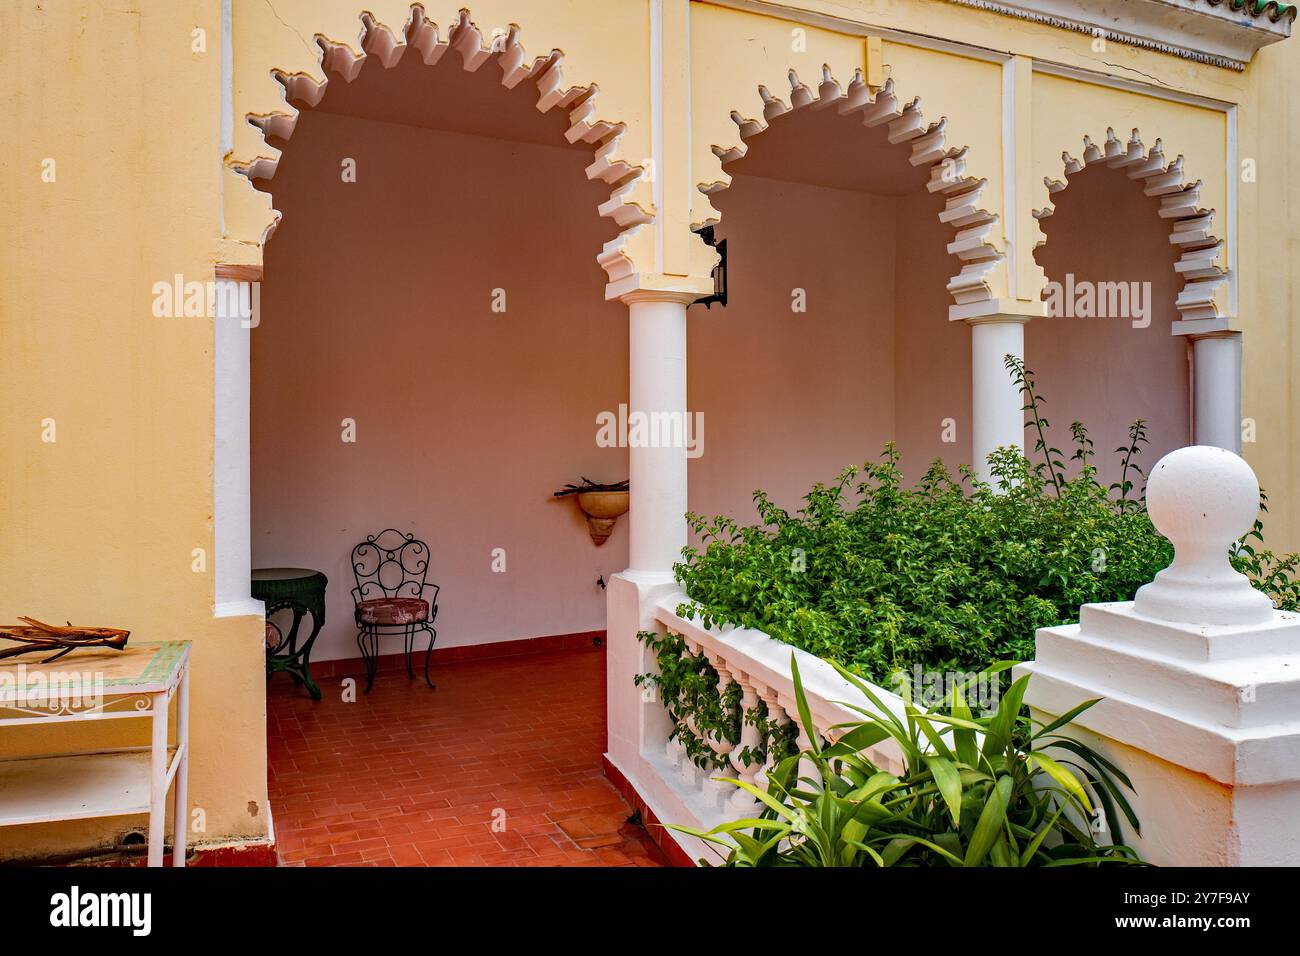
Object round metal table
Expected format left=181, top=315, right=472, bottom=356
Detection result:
left=253, top=567, right=327, bottom=701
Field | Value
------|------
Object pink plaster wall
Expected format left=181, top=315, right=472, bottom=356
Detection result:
left=1029, top=165, right=1191, bottom=491
left=892, top=189, right=973, bottom=480
left=251, top=111, right=626, bottom=662
left=687, top=173, right=970, bottom=529
left=689, top=176, right=899, bottom=524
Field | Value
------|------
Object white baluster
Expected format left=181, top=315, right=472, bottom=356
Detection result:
left=728, top=675, right=763, bottom=817
left=702, top=653, right=736, bottom=810
left=680, top=714, right=709, bottom=786
left=793, top=716, right=818, bottom=791
left=663, top=632, right=688, bottom=769
left=665, top=723, right=687, bottom=771
left=755, top=690, right=790, bottom=793
left=677, top=636, right=705, bottom=785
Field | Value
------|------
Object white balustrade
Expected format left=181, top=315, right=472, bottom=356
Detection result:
left=616, top=591, right=910, bottom=859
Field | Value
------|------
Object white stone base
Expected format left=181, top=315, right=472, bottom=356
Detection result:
left=1021, top=600, right=1300, bottom=866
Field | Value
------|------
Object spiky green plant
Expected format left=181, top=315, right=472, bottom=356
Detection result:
left=671, top=655, right=1142, bottom=867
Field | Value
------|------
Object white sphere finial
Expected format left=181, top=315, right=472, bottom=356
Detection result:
left=1133, top=446, right=1274, bottom=626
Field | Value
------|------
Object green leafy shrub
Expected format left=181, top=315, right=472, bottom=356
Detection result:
left=673, top=357, right=1296, bottom=687
left=672, top=655, right=1142, bottom=867
left=1230, top=488, right=1300, bottom=611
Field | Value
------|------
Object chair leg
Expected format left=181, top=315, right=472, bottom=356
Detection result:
left=357, top=628, right=377, bottom=694
left=403, top=625, right=416, bottom=679
left=422, top=626, right=437, bottom=690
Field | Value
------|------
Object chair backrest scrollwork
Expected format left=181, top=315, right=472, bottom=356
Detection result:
left=350, top=529, right=439, bottom=607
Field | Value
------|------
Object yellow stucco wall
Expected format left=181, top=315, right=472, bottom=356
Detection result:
left=1239, top=39, right=1300, bottom=557
left=0, top=0, right=267, bottom=859
left=1, top=0, right=1296, bottom=859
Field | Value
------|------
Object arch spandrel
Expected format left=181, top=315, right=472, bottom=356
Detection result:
left=689, top=7, right=867, bottom=230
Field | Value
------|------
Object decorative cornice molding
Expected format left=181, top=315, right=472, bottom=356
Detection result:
left=946, top=0, right=1293, bottom=71
left=233, top=7, right=651, bottom=284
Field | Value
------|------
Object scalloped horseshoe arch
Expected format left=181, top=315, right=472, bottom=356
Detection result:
left=1035, top=128, right=1228, bottom=323
left=231, top=6, right=651, bottom=284
left=698, top=65, right=1005, bottom=311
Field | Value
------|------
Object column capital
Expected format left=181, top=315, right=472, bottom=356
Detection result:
left=965, top=312, right=1034, bottom=328
left=1177, top=323, right=1241, bottom=340
left=949, top=298, right=1044, bottom=324
left=608, top=271, right=713, bottom=305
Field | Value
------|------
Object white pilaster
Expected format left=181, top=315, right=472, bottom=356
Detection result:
left=1190, top=331, right=1243, bottom=453
left=966, top=313, right=1030, bottom=482
left=1021, top=446, right=1300, bottom=866
left=213, top=266, right=261, bottom=617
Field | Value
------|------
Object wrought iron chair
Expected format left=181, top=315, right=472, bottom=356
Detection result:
left=350, top=529, right=439, bottom=693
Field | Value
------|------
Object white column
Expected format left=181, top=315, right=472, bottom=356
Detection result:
left=1021, top=446, right=1300, bottom=865
left=1191, top=332, right=1242, bottom=453
left=605, top=286, right=697, bottom=800
left=604, top=278, right=711, bottom=864
left=624, top=289, right=693, bottom=578
left=213, top=267, right=260, bottom=617
left=967, top=314, right=1029, bottom=482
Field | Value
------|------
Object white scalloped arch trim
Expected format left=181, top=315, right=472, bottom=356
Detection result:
left=1034, top=127, right=1227, bottom=323
left=698, top=65, right=1005, bottom=310
left=233, top=6, right=651, bottom=285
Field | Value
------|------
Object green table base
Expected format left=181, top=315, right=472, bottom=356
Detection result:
left=253, top=568, right=327, bottom=701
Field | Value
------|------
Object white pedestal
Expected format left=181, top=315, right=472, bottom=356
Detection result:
left=1021, top=603, right=1300, bottom=865
left=1021, top=446, right=1300, bottom=866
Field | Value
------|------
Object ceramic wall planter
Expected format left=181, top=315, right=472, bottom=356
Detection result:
left=554, top=480, right=630, bottom=546
left=575, top=490, right=630, bottom=546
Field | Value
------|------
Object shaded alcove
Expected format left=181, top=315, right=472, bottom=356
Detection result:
left=1030, top=164, right=1191, bottom=490
left=250, top=51, right=628, bottom=662
left=687, top=104, right=971, bottom=527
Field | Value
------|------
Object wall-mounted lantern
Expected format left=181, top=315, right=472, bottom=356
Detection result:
left=692, top=225, right=728, bottom=309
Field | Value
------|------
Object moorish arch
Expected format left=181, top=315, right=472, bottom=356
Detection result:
left=1035, top=127, right=1228, bottom=324
left=212, top=6, right=653, bottom=651
left=1030, top=127, right=1238, bottom=478
left=684, top=65, right=1004, bottom=517
left=225, top=5, right=655, bottom=285
left=700, top=65, right=1005, bottom=311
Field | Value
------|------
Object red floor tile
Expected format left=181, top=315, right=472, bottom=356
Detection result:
left=267, top=645, right=666, bottom=868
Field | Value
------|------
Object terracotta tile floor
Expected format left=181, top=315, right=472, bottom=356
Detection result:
left=267, top=645, right=667, bottom=867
